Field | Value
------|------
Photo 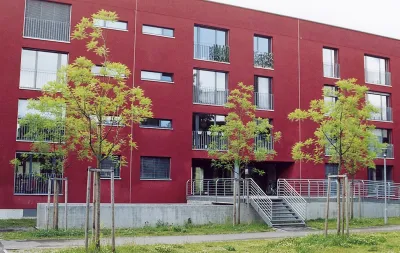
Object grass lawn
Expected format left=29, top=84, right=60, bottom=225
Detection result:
left=51, top=232, right=400, bottom=253
left=0, top=219, right=36, bottom=229
left=0, top=222, right=272, bottom=240
left=307, top=217, right=400, bottom=230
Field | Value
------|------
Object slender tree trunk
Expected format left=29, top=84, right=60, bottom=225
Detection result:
left=95, top=160, right=101, bottom=249
left=234, top=161, right=240, bottom=225
left=92, top=172, right=97, bottom=242
left=53, top=178, right=59, bottom=230
left=351, top=175, right=355, bottom=219
left=342, top=179, right=345, bottom=235
left=232, top=177, right=237, bottom=225
left=336, top=162, right=341, bottom=235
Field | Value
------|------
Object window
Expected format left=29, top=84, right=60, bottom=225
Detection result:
left=193, top=113, right=225, bottom=132
left=90, top=115, right=123, bottom=126
left=323, top=86, right=338, bottom=105
left=140, top=118, right=172, bottom=129
left=367, top=92, right=392, bottom=121
left=193, top=69, right=227, bottom=105
left=194, top=26, right=229, bottom=62
left=91, top=65, right=126, bottom=78
left=323, top=48, right=339, bottom=78
left=94, top=19, right=128, bottom=31
left=254, top=76, right=273, bottom=110
left=100, top=156, right=121, bottom=179
left=20, top=49, right=68, bottom=89
left=140, top=157, right=170, bottom=180
left=141, top=71, right=173, bottom=82
left=192, top=113, right=226, bottom=150
left=364, top=56, right=390, bottom=85
left=373, top=128, right=393, bottom=158
left=142, top=25, right=174, bottom=37
left=325, top=164, right=338, bottom=177
left=24, top=0, right=71, bottom=42
left=368, top=166, right=392, bottom=181
left=254, top=36, right=273, bottom=68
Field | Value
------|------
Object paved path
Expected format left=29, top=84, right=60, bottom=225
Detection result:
left=3, top=225, right=400, bottom=251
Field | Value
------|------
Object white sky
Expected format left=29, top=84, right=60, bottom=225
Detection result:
left=208, top=0, right=400, bottom=40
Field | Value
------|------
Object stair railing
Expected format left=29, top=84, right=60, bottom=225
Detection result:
left=277, top=179, right=307, bottom=220
left=247, top=178, right=273, bottom=220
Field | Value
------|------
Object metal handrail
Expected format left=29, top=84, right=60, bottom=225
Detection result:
left=277, top=179, right=307, bottom=220
left=247, top=178, right=273, bottom=220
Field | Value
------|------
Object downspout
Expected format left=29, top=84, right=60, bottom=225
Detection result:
left=297, top=19, right=302, bottom=179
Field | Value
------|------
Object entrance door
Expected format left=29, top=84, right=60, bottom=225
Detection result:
left=194, top=167, right=204, bottom=194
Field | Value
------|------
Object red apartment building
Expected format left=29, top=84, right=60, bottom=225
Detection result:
left=0, top=0, right=399, bottom=216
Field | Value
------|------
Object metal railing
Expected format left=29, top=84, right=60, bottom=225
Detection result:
left=323, top=63, right=340, bottom=78
left=254, top=93, right=273, bottom=110
left=247, top=178, right=273, bottom=221
left=283, top=179, right=400, bottom=200
left=370, top=107, right=392, bottom=122
left=192, top=131, right=227, bottom=150
left=24, top=17, right=70, bottom=42
left=254, top=52, right=274, bottom=69
left=194, top=43, right=230, bottom=63
left=365, top=69, right=391, bottom=86
left=14, top=173, right=63, bottom=195
left=277, top=179, right=307, bottom=220
left=375, top=144, right=394, bottom=159
left=193, top=87, right=228, bottom=106
left=255, top=135, right=274, bottom=151
left=17, top=122, right=65, bottom=142
left=20, top=69, right=58, bottom=89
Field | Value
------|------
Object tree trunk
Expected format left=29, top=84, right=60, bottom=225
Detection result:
left=336, top=162, right=341, bottom=235
left=92, top=172, right=97, bottom=242
left=53, top=178, right=59, bottom=230
left=351, top=175, right=355, bottom=219
left=232, top=178, right=236, bottom=225
left=234, top=161, right=240, bottom=225
left=94, top=161, right=101, bottom=250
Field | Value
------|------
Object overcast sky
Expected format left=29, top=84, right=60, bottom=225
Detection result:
left=208, top=0, right=400, bottom=40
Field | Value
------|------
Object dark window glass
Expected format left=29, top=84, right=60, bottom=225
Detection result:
left=141, top=118, right=172, bottom=129
left=100, top=156, right=121, bottom=179
left=140, top=157, right=170, bottom=180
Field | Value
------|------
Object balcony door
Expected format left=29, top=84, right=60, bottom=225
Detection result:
left=192, top=113, right=226, bottom=150
left=255, top=76, right=272, bottom=110
left=194, top=26, right=228, bottom=62
left=367, top=93, right=391, bottom=121
left=193, top=69, right=227, bottom=105
left=365, top=56, right=388, bottom=85
left=323, top=48, right=338, bottom=78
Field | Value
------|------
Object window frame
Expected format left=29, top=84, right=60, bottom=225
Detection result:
left=142, top=25, right=174, bottom=38
left=140, top=118, right=173, bottom=130
left=100, top=155, right=121, bottom=179
left=93, top=19, right=128, bottom=31
left=364, top=55, right=390, bottom=86
left=140, top=156, right=171, bottom=180
left=254, top=35, right=272, bottom=53
left=322, top=47, right=339, bottom=79
left=141, top=71, right=174, bottom=83
left=194, top=25, right=228, bottom=46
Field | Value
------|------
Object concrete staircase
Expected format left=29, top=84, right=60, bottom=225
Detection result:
left=271, top=198, right=305, bottom=227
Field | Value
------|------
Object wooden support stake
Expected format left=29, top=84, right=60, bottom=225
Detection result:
left=324, top=177, right=331, bottom=236
left=85, top=168, right=91, bottom=252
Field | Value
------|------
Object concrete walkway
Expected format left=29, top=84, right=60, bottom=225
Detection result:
left=3, top=225, right=400, bottom=251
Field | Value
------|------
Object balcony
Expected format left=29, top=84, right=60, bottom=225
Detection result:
left=255, top=93, right=273, bottom=110
left=255, top=135, right=274, bottom=151
left=370, top=107, right=392, bottom=122
left=193, top=87, right=228, bottom=106
left=17, top=122, right=65, bottom=142
left=254, top=52, right=274, bottom=69
left=24, top=17, right=70, bottom=42
left=323, top=63, right=340, bottom=78
left=375, top=144, right=394, bottom=159
left=20, top=69, right=57, bottom=89
left=194, top=43, right=230, bottom=63
left=14, top=173, right=63, bottom=195
left=365, top=69, right=391, bottom=86
left=192, top=131, right=227, bottom=150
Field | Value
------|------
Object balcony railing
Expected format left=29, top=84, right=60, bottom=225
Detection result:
left=194, top=43, right=230, bottom=63
left=375, top=144, right=394, bottom=159
left=254, top=51, right=274, bottom=69
left=14, top=173, right=63, bottom=195
left=254, top=93, right=273, bottom=110
left=365, top=69, right=391, bottom=86
left=17, top=122, right=65, bottom=142
left=193, top=86, right=228, bottom=106
left=192, top=131, right=227, bottom=150
left=255, top=135, right=273, bottom=151
left=20, top=69, right=58, bottom=89
left=323, top=63, right=340, bottom=78
left=370, top=107, right=392, bottom=122
left=24, top=17, right=70, bottom=42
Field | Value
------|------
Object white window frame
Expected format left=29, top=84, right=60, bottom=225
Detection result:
left=142, top=25, right=174, bottom=38
left=93, top=19, right=128, bottom=31
left=141, top=71, right=174, bottom=83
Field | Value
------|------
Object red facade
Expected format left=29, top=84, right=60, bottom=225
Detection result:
left=0, top=0, right=399, bottom=210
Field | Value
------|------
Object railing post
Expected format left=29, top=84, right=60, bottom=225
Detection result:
left=207, top=181, right=210, bottom=195
left=308, top=180, right=310, bottom=198
left=246, top=179, right=250, bottom=205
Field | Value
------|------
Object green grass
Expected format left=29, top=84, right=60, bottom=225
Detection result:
left=0, top=222, right=272, bottom=240
left=307, top=217, right=400, bottom=230
left=0, top=219, right=36, bottom=229
left=51, top=232, right=400, bottom=253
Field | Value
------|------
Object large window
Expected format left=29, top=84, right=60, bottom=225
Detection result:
left=367, top=92, right=392, bottom=121
left=194, top=26, right=229, bottom=62
left=20, top=49, right=68, bottom=89
left=323, top=48, right=339, bottom=78
left=373, top=128, right=393, bottom=158
left=142, top=25, right=174, bottom=37
left=364, top=56, right=390, bottom=85
left=140, top=118, right=172, bottom=129
left=24, top=0, right=71, bottom=42
left=193, top=69, right=227, bottom=105
left=192, top=113, right=226, bottom=150
left=100, top=156, right=121, bottom=179
left=140, top=157, right=171, bottom=180
left=94, top=19, right=128, bottom=31
left=254, top=76, right=273, bottom=110
left=254, top=36, right=273, bottom=68
left=368, top=166, right=393, bottom=181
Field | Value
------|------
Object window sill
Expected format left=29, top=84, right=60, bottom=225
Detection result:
left=100, top=178, right=122, bottom=180
left=193, top=103, right=225, bottom=107
left=142, top=32, right=175, bottom=39
left=95, top=26, right=128, bottom=32
left=323, top=76, right=340, bottom=80
left=254, top=66, right=274, bottom=71
left=194, top=58, right=230, bottom=65
left=140, top=126, right=173, bottom=130
left=376, top=157, right=394, bottom=160
left=256, top=108, right=274, bottom=111
left=140, top=179, right=172, bottom=181
left=141, top=79, right=174, bottom=84
left=368, top=119, right=393, bottom=123
left=365, top=82, right=391, bottom=87
left=19, top=87, right=42, bottom=91
left=23, top=36, right=71, bottom=44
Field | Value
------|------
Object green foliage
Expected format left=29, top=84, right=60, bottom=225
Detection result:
left=208, top=82, right=281, bottom=175
left=254, top=52, right=274, bottom=69
left=224, top=245, right=236, bottom=251
left=0, top=219, right=36, bottom=229
left=288, top=79, right=384, bottom=175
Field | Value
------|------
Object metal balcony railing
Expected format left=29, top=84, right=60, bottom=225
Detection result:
left=17, top=122, right=65, bottom=142
left=255, top=135, right=274, bottom=151
left=370, top=107, right=392, bottom=122
left=192, top=131, right=227, bottom=150
left=24, top=17, right=70, bottom=42
left=323, top=63, right=340, bottom=78
left=193, top=87, right=228, bottom=106
left=19, top=69, right=58, bottom=89
left=254, top=51, right=274, bottom=69
left=254, top=93, right=273, bottom=110
left=365, top=69, right=391, bottom=86
left=194, top=43, right=230, bottom=63
left=14, top=173, right=63, bottom=195
left=374, top=144, right=394, bottom=159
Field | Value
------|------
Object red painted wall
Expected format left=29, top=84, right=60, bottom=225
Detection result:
left=0, top=0, right=399, bottom=209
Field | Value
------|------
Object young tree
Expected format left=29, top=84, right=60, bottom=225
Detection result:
left=208, top=82, right=281, bottom=225
left=35, top=10, right=152, bottom=249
